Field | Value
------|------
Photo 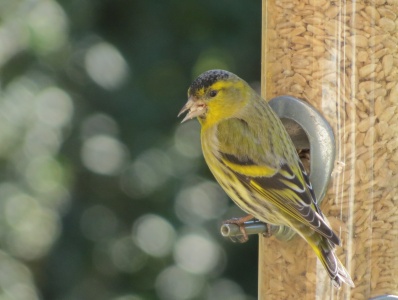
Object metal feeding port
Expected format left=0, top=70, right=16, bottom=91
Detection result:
left=269, top=95, right=336, bottom=202
left=220, top=95, right=336, bottom=241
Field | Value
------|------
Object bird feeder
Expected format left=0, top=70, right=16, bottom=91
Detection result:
left=259, top=0, right=398, bottom=298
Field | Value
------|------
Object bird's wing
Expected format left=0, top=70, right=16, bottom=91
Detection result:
left=215, top=118, right=340, bottom=246
left=221, top=151, right=340, bottom=246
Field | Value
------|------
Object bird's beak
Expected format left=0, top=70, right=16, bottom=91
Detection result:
left=178, top=98, right=207, bottom=123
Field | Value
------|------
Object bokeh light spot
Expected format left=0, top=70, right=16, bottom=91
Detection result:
left=85, top=42, right=129, bottom=90
left=25, top=156, right=65, bottom=194
left=27, top=0, right=68, bottom=54
left=110, top=237, right=148, bottom=273
left=0, top=20, right=27, bottom=68
left=173, top=121, right=202, bottom=159
left=81, top=113, right=119, bottom=139
left=174, top=233, right=223, bottom=275
left=120, top=148, right=173, bottom=198
left=206, top=278, right=248, bottom=300
left=35, top=87, right=74, bottom=128
left=1, top=76, right=37, bottom=128
left=24, top=124, right=62, bottom=157
left=0, top=251, right=39, bottom=300
left=175, top=180, right=228, bottom=224
left=81, top=134, right=128, bottom=175
left=155, top=265, right=204, bottom=300
left=132, top=214, right=176, bottom=258
left=5, top=196, right=61, bottom=260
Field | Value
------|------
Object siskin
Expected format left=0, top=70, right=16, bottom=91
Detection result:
left=178, top=69, right=354, bottom=288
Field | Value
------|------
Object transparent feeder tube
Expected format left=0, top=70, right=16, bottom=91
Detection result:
left=260, top=0, right=398, bottom=299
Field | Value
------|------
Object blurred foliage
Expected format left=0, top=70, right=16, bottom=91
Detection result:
left=0, top=0, right=261, bottom=299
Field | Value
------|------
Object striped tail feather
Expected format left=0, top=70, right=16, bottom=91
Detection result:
left=313, top=239, right=355, bottom=288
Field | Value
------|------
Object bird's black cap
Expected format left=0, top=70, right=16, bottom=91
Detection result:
left=188, top=69, right=232, bottom=96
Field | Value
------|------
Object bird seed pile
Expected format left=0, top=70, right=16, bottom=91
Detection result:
left=261, top=0, right=398, bottom=298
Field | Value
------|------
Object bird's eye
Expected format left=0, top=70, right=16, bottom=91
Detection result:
left=209, top=90, right=218, bottom=97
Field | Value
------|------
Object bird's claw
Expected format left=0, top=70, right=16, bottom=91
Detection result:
left=261, top=223, right=273, bottom=238
left=222, top=215, right=254, bottom=243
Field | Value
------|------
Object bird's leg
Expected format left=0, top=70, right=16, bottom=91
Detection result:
left=262, top=223, right=273, bottom=238
left=223, top=214, right=254, bottom=243
left=297, top=148, right=310, bottom=174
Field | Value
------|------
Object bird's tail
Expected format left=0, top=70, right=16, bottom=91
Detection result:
left=310, top=239, right=355, bottom=288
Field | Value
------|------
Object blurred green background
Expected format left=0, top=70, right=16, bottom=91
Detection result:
left=0, top=0, right=261, bottom=299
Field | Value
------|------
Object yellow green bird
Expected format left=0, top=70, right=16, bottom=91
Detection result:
left=178, top=69, right=354, bottom=288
